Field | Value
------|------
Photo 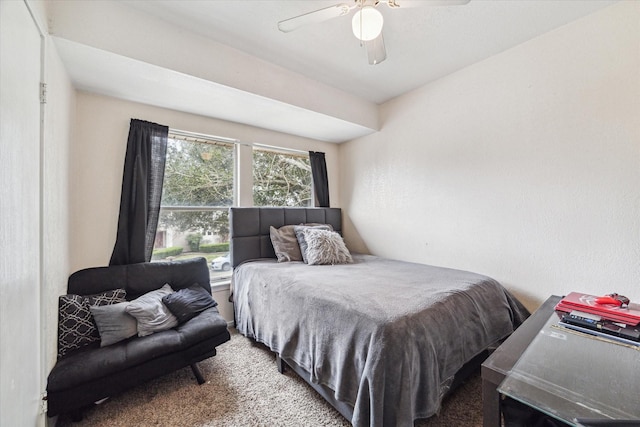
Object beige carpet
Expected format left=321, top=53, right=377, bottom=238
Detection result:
left=57, top=329, right=482, bottom=427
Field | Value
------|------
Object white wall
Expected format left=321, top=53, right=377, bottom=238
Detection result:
left=339, top=2, right=640, bottom=311
left=70, top=92, right=340, bottom=272
left=0, top=2, right=43, bottom=424
left=0, top=1, right=73, bottom=426
left=42, top=34, right=75, bottom=380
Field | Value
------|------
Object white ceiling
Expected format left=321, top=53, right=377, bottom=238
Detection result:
left=53, top=37, right=374, bottom=143
left=51, top=0, right=618, bottom=142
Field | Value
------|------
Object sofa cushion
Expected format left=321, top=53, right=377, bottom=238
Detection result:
left=162, top=284, right=218, bottom=324
left=47, top=307, right=228, bottom=392
left=57, top=289, right=127, bottom=358
left=125, top=284, right=178, bottom=336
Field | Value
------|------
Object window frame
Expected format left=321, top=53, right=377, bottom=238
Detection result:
left=153, top=130, right=315, bottom=283
left=251, top=143, right=314, bottom=208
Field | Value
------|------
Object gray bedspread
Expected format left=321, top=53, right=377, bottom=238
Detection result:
left=233, top=254, right=528, bottom=427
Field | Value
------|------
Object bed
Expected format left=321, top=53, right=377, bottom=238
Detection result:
left=230, top=207, right=528, bottom=427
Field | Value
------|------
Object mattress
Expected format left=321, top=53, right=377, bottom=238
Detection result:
left=233, top=253, right=528, bottom=427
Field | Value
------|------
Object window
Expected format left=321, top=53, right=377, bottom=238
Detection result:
left=151, top=132, right=315, bottom=283
left=253, top=146, right=312, bottom=207
left=152, top=133, right=234, bottom=282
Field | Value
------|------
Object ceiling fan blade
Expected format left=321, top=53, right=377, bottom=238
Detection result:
left=389, top=0, right=470, bottom=8
left=278, top=3, right=355, bottom=33
left=365, top=34, right=386, bottom=65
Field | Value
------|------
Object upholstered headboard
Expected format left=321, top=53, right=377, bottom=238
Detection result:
left=229, top=207, right=342, bottom=268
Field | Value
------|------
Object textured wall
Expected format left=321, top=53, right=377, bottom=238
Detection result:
left=43, top=37, right=75, bottom=380
left=0, top=3, right=42, bottom=424
left=339, top=2, right=640, bottom=311
left=1, top=1, right=73, bottom=425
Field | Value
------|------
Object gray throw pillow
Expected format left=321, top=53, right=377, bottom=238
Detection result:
left=57, top=288, right=127, bottom=358
left=90, top=302, right=138, bottom=346
left=125, top=284, right=178, bottom=337
left=302, top=228, right=353, bottom=266
left=270, top=225, right=303, bottom=262
left=294, top=224, right=333, bottom=263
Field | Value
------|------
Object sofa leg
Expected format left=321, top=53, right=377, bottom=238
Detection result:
left=190, top=363, right=206, bottom=385
left=70, top=409, right=84, bottom=422
left=56, top=408, right=84, bottom=424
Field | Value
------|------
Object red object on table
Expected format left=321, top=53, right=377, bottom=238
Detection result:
left=555, top=291, right=640, bottom=326
left=594, top=294, right=629, bottom=307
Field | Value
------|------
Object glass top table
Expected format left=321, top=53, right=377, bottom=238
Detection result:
left=498, top=311, right=640, bottom=426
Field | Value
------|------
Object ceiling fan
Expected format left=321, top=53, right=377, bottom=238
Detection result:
left=277, top=0, right=471, bottom=65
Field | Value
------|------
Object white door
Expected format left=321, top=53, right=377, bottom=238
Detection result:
left=0, top=0, right=44, bottom=425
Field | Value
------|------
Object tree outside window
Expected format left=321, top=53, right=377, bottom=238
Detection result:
left=153, top=136, right=234, bottom=281
left=253, top=147, right=312, bottom=207
left=152, top=134, right=313, bottom=282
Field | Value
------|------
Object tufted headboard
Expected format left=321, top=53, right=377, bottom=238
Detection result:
left=229, top=207, right=342, bottom=268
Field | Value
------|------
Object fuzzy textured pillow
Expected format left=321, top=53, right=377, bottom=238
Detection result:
left=90, top=302, right=138, bottom=347
left=57, top=288, right=127, bottom=358
left=293, top=224, right=334, bottom=263
left=125, top=284, right=178, bottom=337
left=302, top=228, right=353, bottom=266
left=271, top=223, right=334, bottom=262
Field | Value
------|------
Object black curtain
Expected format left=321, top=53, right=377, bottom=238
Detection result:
left=110, top=119, right=168, bottom=266
left=309, top=151, right=330, bottom=207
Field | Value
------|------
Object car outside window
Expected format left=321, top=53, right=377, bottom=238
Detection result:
left=153, top=134, right=233, bottom=282
left=152, top=134, right=315, bottom=283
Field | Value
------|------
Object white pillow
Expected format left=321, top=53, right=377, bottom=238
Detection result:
left=125, top=284, right=178, bottom=337
left=302, top=228, right=353, bottom=266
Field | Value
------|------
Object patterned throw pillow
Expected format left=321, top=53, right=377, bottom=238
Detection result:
left=57, top=289, right=126, bottom=358
left=85, top=289, right=127, bottom=307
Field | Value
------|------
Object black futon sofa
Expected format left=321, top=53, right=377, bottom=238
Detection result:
left=46, top=257, right=230, bottom=419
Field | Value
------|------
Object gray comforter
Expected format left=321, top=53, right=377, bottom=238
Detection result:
left=233, top=254, right=528, bottom=427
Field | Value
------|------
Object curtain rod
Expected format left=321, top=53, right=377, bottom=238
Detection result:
left=169, top=128, right=309, bottom=156
left=252, top=143, right=308, bottom=156
left=169, top=128, right=239, bottom=144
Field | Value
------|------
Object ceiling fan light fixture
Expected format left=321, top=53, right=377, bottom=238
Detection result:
left=352, top=6, right=384, bottom=41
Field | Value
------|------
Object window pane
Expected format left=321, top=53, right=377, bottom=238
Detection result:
left=253, top=148, right=312, bottom=207
left=153, top=209, right=231, bottom=282
left=154, top=133, right=233, bottom=282
left=162, top=137, right=233, bottom=207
